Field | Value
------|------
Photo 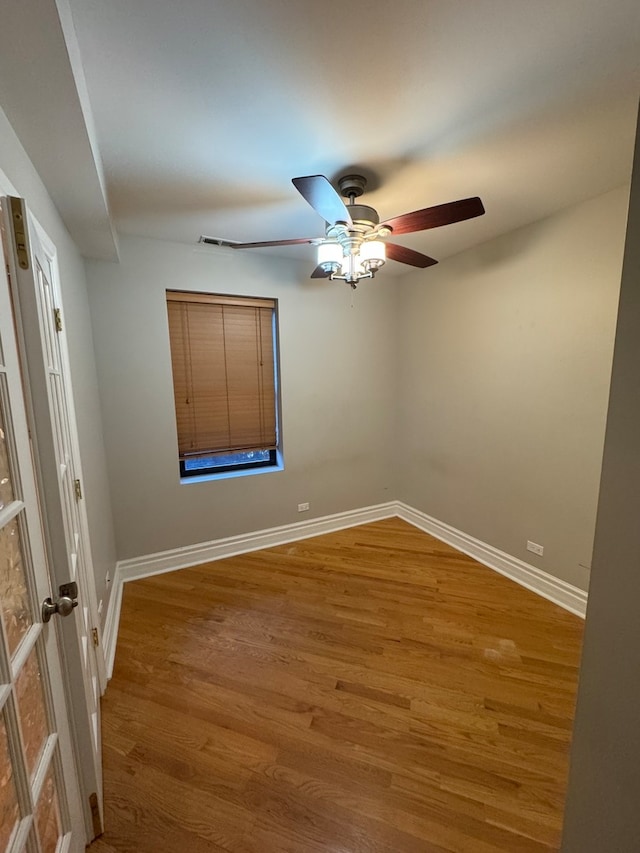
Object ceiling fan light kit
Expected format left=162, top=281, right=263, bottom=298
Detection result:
left=359, top=239, right=387, bottom=271
left=316, top=241, right=342, bottom=274
left=201, top=173, right=485, bottom=288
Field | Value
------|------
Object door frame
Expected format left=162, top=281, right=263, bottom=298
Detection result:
left=0, top=169, right=104, bottom=840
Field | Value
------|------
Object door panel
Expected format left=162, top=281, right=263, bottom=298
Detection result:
left=15, top=647, right=49, bottom=780
left=0, top=512, right=32, bottom=656
left=0, top=398, right=15, bottom=507
left=34, top=763, right=63, bottom=853
left=3, top=196, right=104, bottom=834
left=0, top=714, right=20, bottom=849
left=0, top=209, right=85, bottom=851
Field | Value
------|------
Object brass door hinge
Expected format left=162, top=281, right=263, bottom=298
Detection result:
left=74, top=478, right=82, bottom=500
left=92, top=627, right=99, bottom=647
left=54, top=308, right=62, bottom=332
left=9, top=197, right=29, bottom=270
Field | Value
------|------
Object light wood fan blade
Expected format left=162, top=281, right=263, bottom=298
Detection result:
left=386, top=242, right=438, bottom=268
left=382, top=197, right=485, bottom=235
left=292, top=175, right=353, bottom=225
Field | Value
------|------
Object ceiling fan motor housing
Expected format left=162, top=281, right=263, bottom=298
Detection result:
left=337, top=175, right=380, bottom=234
left=326, top=183, right=383, bottom=264
left=338, top=174, right=367, bottom=199
left=346, top=204, right=379, bottom=227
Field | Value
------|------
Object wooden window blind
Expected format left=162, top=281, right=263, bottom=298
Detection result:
left=166, top=290, right=277, bottom=460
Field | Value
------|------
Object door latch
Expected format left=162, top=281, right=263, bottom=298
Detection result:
left=42, top=581, right=79, bottom=623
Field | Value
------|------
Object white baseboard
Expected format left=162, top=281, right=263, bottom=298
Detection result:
left=103, top=502, right=397, bottom=676
left=396, top=502, right=588, bottom=619
left=102, top=568, right=124, bottom=680
left=103, top=500, right=587, bottom=678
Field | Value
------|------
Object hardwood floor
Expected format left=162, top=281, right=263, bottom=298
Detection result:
left=90, top=518, right=584, bottom=852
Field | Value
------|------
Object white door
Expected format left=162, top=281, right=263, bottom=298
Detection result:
left=2, top=197, right=104, bottom=831
left=0, top=217, right=86, bottom=851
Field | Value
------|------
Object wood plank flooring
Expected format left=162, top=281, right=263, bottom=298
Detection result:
left=89, top=518, right=584, bottom=852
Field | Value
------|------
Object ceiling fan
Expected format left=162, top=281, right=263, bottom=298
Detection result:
left=201, top=174, right=485, bottom=288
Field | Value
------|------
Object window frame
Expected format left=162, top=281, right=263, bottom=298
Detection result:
left=165, top=289, right=283, bottom=483
left=179, top=447, right=278, bottom=479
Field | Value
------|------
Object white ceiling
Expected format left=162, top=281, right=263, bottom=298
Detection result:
left=2, top=0, right=640, bottom=268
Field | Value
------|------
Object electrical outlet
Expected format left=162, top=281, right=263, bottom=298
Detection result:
left=298, top=502, right=310, bottom=512
left=527, top=540, right=544, bottom=557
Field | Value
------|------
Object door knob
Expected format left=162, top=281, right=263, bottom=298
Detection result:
left=42, top=581, right=79, bottom=623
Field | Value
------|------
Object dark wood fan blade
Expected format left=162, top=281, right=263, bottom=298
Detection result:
left=382, top=197, right=485, bottom=235
left=386, top=242, right=438, bottom=268
left=310, top=265, right=331, bottom=279
left=292, top=175, right=352, bottom=225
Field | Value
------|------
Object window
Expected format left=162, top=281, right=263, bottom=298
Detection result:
left=166, top=290, right=280, bottom=480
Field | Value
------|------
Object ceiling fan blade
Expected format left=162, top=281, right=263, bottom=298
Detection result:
left=310, top=265, right=331, bottom=279
left=386, top=242, right=438, bottom=268
left=382, top=197, right=485, bottom=235
left=292, top=175, right=352, bottom=225
left=230, top=237, right=321, bottom=250
left=199, top=236, right=320, bottom=250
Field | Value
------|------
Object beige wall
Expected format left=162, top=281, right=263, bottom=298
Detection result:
left=85, top=235, right=398, bottom=560
left=561, top=105, right=640, bottom=852
left=396, top=187, right=628, bottom=589
left=0, top=105, right=117, bottom=613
